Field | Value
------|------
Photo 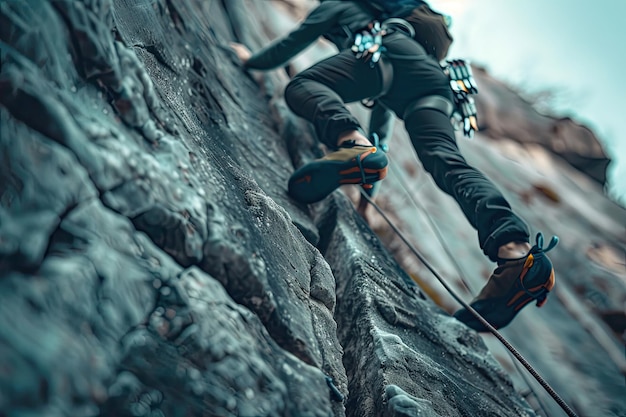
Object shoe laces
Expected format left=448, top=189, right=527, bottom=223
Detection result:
left=338, top=140, right=377, bottom=184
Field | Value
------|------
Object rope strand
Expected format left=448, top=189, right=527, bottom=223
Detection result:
left=358, top=188, right=579, bottom=417
left=385, top=160, right=551, bottom=416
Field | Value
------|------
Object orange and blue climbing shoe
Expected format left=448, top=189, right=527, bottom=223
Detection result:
left=288, top=141, right=388, bottom=204
left=454, top=233, right=559, bottom=332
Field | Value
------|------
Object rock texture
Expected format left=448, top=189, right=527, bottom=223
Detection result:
left=1, top=1, right=624, bottom=417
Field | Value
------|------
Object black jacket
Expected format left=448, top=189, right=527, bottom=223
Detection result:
left=244, top=1, right=397, bottom=146
left=245, top=1, right=374, bottom=70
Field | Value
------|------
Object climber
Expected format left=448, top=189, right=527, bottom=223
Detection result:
left=230, top=0, right=558, bottom=332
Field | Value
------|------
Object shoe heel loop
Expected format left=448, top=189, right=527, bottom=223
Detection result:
left=371, top=132, right=380, bottom=148
left=532, top=233, right=559, bottom=254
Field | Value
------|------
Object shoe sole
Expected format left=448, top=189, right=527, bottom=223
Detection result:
left=455, top=253, right=555, bottom=332
left=288, top=149, right=388, bottom=204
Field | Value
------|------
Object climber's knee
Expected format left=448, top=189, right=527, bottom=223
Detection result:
left=284, top=78, right=302, bottom=111
left=403, top=95, right=454, bottom=120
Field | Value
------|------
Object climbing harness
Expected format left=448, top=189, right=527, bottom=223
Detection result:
left=381, top=17, right=415, bottom=38
left=351, top=21, right=479, bottom=140
left=357, top=187, right=580, bottom=417
left=443, top=59, right=479, bottom=138
left=352, top=18, right=416, bottom=108
left=351, top=19, right=415, bottom=66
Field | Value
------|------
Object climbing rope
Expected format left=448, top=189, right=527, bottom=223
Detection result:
left=358, top=187, right=580, bottom=417
left=510, top=351, right=553, bottom=417
left=385, top=161, right=475, bottom=294
left=385, top=160, right=552, bottom=416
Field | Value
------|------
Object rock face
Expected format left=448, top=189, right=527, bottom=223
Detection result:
left=470, top=65, right=612, bottom=185
left=0, top=1, right=624, bottom=417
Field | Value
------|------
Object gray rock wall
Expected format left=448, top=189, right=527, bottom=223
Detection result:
left=1, top=0, right=624, bottom=417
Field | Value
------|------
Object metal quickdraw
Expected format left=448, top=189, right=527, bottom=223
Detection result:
left=351, top=21, right=385, bottom=67
left=443, top=59, right=479, bottom=138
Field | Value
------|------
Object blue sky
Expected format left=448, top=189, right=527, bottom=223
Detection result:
left=429, top=0, right=626, bottom=205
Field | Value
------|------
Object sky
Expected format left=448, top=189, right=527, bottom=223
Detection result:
left=428, top=0, right=626, bottom=205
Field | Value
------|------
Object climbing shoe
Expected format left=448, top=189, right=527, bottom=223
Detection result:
left=288, top=141, right=388, bottom=204
left=454, top=233, right=559, bottom=332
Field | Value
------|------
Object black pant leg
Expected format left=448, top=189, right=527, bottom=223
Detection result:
left=375, top=34, right=530, bottom=261
left=403, top=107, right=530, bottom=261
left=285, top=49, right=384, bottom=148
